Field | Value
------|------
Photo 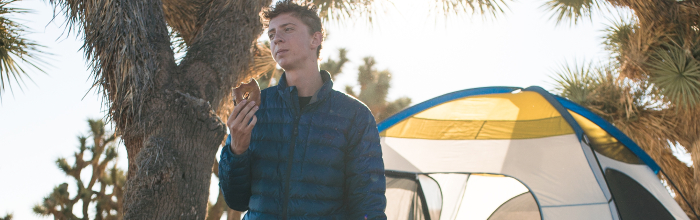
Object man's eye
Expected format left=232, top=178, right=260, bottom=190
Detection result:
left=269, top=34, right=274, bottom=39
left=285, top=27, right=293, bottom=32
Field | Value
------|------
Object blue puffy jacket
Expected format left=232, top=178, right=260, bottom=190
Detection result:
left=219, top=70, right=387, bottom=219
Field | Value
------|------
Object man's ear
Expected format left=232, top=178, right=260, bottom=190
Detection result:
left=310, top=31, right=323, bottom=48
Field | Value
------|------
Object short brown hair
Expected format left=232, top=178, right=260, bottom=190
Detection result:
left=263, top=0, right=324, bottom=58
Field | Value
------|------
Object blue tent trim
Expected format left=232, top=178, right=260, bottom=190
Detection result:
left=555, top=96, right=661, bottom=173
left=377, top=86, right=520, bottom=132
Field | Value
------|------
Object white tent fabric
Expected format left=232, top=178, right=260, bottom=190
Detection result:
left=383, top=135, right=608, bottom=207
left=540, top=204, right=613, bottom=220
left=429, top=174, right=468, bottom=220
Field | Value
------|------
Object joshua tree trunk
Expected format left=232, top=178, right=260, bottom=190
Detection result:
left=122, top=93, right=228, bottom=218
left=50, top=0, right=271, bottom=218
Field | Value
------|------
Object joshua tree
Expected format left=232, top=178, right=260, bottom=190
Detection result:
left=342, top=56, right=411, bottom=121
left=321, top=48, right=349, bottom=80
left=0, top=213, right=12, bottom=220
left=547, top=0, right=700, bottom=217
left=33, top=119, right=125, bottom=220
left=314, top=49, right=412, bottom=121
left=46, top=0, right=509, bottom=218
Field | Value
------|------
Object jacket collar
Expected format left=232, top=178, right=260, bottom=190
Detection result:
left=277, top=70, right=334, bottom=110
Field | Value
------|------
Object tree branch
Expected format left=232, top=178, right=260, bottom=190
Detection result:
left=179, top=0, right=272, bottom=110
left=50, top=0, right=175, bottom=128
left=162, top=0, right=210, bottom=45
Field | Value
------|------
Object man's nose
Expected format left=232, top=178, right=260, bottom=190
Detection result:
left=273, top=34, right=284, bottom=44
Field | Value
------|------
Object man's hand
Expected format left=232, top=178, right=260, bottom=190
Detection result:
left=227, top=99, right=258, bottom=155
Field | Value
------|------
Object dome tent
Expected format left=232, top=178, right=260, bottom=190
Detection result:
left=379, top=86, right=691, bottom=220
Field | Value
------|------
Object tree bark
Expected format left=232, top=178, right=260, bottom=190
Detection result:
left=50, top=0, right=275, bottom=218
left=115, top=0, right=272, bottom=218
left=123, top=90, right=227, bottom=219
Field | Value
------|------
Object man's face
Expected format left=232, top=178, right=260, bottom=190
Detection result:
left=268, top=13, right=320, bottom=70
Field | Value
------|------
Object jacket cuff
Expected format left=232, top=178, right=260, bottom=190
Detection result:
left=223, top=141, right=250, bottom=158
left=220, top=135, right=251, bottom=167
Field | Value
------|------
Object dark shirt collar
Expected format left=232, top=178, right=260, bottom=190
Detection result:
left=277, top=70, right=333, bottom=104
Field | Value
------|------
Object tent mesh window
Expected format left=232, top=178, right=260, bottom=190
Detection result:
left=385, top=172, right=441, bottom=220
left=605, top=169, right=674, bottom=220
left=385, top=172, right=427, bottom=220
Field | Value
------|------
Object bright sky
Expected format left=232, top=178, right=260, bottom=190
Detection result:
left=0, top=0, right=682, bottom=219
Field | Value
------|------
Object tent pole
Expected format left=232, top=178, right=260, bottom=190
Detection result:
left=660, top=169, right=700, bottom=220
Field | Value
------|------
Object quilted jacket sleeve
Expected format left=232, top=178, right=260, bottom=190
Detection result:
left=345, top=109, right=387, bottom=219
left=218, top=134, right=252, bottom=211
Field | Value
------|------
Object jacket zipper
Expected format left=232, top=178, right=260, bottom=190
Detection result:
left=283, top=113, right=301, bottom=220
left=282, top=95, right=322, bottom=219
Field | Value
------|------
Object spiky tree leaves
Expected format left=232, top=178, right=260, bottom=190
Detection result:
left=311, top=0, right=376, bottom=22
left=311, top=0, right=509, bottom=22
left=0, top=0, right=47, bottom=98
left=430, top=0, right=509, bottom=18
left=648, top=45, right=700, bottom=109
left=553, top=62, right=639, bottom=121
left=603, top=18, right=636, bottom=61
left=34, top=119, right=125, bottom=220
left=551, top=61, right=601, bottom=106
left=543, top=0, right=601, bottom=25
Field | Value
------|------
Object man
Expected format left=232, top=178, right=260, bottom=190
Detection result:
left=218, top=1, right=387, bottom=219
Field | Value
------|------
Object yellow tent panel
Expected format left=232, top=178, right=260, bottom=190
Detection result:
left=382, top=91, right=574, bottom=140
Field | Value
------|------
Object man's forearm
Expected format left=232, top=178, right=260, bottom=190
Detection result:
left=219, top=134, right=253, bottom=211
left=345, top=112, right=387, bottom=218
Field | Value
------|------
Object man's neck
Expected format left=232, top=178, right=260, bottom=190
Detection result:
left=285, top=65, right=323, bottom=97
